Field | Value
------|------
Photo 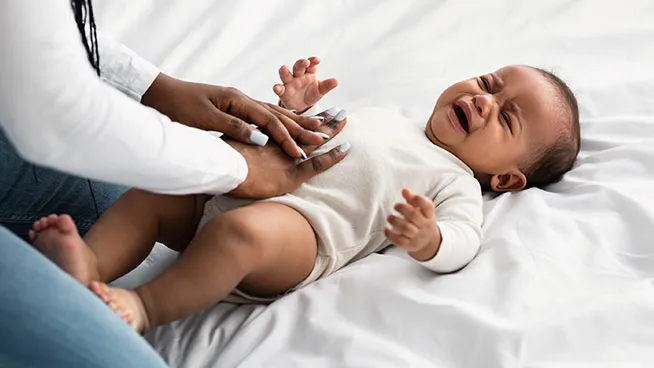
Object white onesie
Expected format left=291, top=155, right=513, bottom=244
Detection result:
left=199, top=106, right=484, bottom=302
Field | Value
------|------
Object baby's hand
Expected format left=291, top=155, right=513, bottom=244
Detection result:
left=384, top=188, right=442, bottom=262
left=273, top=57, right=338, bottom=113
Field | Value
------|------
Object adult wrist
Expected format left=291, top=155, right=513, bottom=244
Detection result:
left=141, top=72, right=174, bottom=111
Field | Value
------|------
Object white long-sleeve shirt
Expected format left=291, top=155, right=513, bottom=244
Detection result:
left=0, top=0, right=247, bottom=195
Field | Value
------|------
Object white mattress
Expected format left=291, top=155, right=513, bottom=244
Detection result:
left=97, top=0, right=654, bottom=366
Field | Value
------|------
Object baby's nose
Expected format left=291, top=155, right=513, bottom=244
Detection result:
left=473, top=94, right=493, bottom=119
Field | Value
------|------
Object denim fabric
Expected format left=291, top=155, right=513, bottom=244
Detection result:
left=0, top=226, right=167, bottom=367
left=0, top=129, right=127, bottom=239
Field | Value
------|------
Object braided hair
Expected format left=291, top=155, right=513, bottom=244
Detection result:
left=70, top=0, right=101, bottom=219
left=71, top=0, right=100, bottom=76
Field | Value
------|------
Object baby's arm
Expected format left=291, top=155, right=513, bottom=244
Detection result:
left=385, top=179, right=483, bottom=273
left=273, top=57, right=338, bottom=113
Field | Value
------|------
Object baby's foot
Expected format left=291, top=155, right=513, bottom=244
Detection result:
left=89, top=281, right=151, bottom=334
left=30, top=214, right=98, bottom=285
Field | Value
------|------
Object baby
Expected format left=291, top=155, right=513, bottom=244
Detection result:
left=29, top=57, right=580, bottom=333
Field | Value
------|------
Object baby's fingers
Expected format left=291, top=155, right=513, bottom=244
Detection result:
left=401, top=188, right=415, bottom=202
left=394, top=203, right=422, bottom=225
left=402, top=188, right=435, bottom=218
left=412, top=195, right=435, bottom=218
left=273, top=84, right=285, bottom=97
left=386, top=214, right=418, bottom=238
left=384, top=227, right=410, bottom=248
left=318, top=78, right=339, bottom=95
left=292, top=59, right=310, bottom=77
left=279, top=65, right=293, bottom=84
left=306, top=56, right=321, bottom=73
left=306, top=78, right=339, bottom=104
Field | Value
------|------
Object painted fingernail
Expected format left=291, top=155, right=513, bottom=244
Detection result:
left=249, top=130, right=269, bottom=146
left=310, top=115, right=326, bottom=122
left=298, top=146, right=308, bottom=160
left=338, top=141, right=351, bottom=153
left=325, top=107, right=340, bottom=116
left=315, top=132, right=330, bottom=140
left=334, top=109, right=347, bottom=122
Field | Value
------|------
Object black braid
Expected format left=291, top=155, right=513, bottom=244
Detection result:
left=71, top=0, right=100, bottom=76
left=71, top=0, right=101, bottom=219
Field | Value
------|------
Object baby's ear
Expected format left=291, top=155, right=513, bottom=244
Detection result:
left=490, top=170, right=527, bottom=192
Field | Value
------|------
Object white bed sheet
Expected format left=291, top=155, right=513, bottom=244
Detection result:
left=97, top=0, right=654, bottom=366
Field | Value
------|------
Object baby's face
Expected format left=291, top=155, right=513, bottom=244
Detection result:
left=425, top=65, right=563, bottom=191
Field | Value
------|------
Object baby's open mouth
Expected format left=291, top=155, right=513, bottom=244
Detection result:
left=453, top=103, right=469, bottom=133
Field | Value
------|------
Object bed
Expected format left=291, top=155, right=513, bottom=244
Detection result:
left=96, top=0, right=654, bottom=366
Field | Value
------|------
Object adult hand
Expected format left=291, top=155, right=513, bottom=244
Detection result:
left=141, top=73, right=326, bottom=158
left=227, top=108, right=350, bottom=199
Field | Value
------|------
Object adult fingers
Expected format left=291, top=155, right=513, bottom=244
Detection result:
left=260, top=103, right=324, bottom=148
left=299, top=109, right=348, bottom=154
left=293, top=142, right=351, bottom=184
left=211, top=109, right=268, bottom=147
left=211, top=87, right=317, bottom=156
left=266, top=103, right=321, bottom=131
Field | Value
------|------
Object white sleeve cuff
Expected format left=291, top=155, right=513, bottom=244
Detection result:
left=416, top=221, right=482, bottom=273
left=97, top=35, right=160, bottom=101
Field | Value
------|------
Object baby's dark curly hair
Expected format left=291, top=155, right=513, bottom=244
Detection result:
left=521, top=68, right=580, bottom=188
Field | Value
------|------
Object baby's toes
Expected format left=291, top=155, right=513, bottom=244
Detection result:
left=55, top=214, right=77, bottom=233
left=46, top=214, right=59, bottom=227
left=33, top=217, right=49, bottom=231
left=32, top=219, right=42, bottom=232
left=90, top=281, right=111, bottom=303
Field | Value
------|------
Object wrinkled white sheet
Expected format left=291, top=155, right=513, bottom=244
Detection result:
left=97, top=0, right=654, bottom=366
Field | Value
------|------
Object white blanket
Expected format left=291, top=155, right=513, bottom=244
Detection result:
left=98, top=0, right=654, bottom=366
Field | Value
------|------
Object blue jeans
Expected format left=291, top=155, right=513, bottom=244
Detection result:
left=0, top=228, right=167, bottom=367
left=0, top=130, right=127, bottom=239
left=0, top=130, right=167, bottom=367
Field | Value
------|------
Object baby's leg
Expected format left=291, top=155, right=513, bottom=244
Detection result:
left=90, top=202, right=317, bottom=333
left=84, top=189, right=209, bottom=282
left=30, top=189, right=208, bottom=285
